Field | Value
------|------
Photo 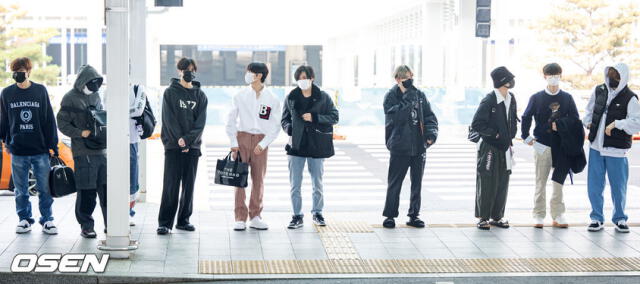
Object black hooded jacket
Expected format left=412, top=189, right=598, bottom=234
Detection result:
left=160, top=78, right=208, bottom=153
left=550, top=116, right=587, bottom=184
left=383, top=85, right=438, bottom=156
left=471, top=91, right=518, bottom=152
left=281, top=84, right=339, bottom=158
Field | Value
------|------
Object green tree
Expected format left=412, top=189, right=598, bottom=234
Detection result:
left=536, top=0, right=640, bottom=89
left=0, top=4, right=60, bottom=87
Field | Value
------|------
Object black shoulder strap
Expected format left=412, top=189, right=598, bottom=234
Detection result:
left=59, top=106, right=85, bottom=113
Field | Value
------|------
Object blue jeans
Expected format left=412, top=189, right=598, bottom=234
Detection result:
left=12, top=153, right=53, bottom=224
left=587, top=148, right=629, bottom=223
left=129, top=143, right=139, bottom=217
left=288, top=155, right=324, bottom=216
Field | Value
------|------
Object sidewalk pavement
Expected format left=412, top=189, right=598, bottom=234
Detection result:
left=0, top=126, right=638, bottom=282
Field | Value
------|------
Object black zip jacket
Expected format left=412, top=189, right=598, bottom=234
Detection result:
left=383, top=85, right=438, bottom=156
left=160, top=78, right=208, bottom=151
left=471, top=91, right=518, bottom=152
left=550, top=116, right=586, bottom=184
left=0, top=82, right=58, bottom=156
left=281, top=84, right=339, bottom=158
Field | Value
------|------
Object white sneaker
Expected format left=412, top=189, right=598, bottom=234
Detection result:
left=16, top=220, right=31, bottom=234
left=553, top=215, right=569, bottom=228
left=588, top=220, right=604, bottom=232
left=129, top=220, right=136, bottom=226
left=249, top=216, right=269, bottom=230
left=233, top=221, right=246, bottom=231
left=615, top=220, right=630, bottom=233
left=42, top=221, right=58, bottom=235
left=533, top=217, right=544, bottom=228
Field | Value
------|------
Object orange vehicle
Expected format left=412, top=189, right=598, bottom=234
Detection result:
left=0, top=137, right=74, bottom=196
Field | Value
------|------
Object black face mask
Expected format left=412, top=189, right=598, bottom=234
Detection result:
left=507, top=79, right=516, bottom=89
left=401, top=78, right=414, bottom=89
left=13, top=72, right=27, bottom=83
left=609, top=77, right=620, bottom=88
left=183, top=71, right=195, bottom=83
left=86, top=78, right=102, bottom=92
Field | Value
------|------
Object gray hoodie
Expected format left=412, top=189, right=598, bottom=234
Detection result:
left=56, top=65, right=106, bottom=157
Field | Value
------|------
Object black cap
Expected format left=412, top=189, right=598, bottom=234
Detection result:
left=490, top=66, right=515, bottom=88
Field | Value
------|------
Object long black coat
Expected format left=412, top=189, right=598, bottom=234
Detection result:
left=281, top=84, right=339, bottom=158
left=471, top=91, right=518, bottom=152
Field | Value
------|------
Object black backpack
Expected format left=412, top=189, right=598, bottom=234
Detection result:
left=60, top=105, right=107, bottom=150
left=132, top=85, right=156, bottom=139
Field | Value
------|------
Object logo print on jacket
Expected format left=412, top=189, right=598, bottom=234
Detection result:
left=259, top=105, right=271, bottom=120
left=179, top=99, right=197, bottom=110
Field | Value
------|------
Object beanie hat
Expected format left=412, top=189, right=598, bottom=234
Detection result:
left=490, top=66, right=515, bottom=88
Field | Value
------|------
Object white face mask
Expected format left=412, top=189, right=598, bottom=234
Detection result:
left=546, top=75, right=560, bottom=87
left=82, top=86, right=93, bottom=95
left=297, top=79, right=312, bottom=90
left=244, top=72, right=256, bottom=85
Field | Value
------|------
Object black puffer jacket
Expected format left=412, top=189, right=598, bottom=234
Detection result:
left=471, top=91, right=518, bottom=152
left=281, top=84, right=339, bottom=158
left=383, top=85, right=438, bottom=156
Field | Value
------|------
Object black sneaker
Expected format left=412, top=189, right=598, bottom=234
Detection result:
left=383, top=217, right=395, bottom=229
left=176, top=223, right=196, bottom=231
left=157, top=226, right=171, bottom=235
left=477, top=219, right=490, bottom=230
left=615, top=220, right=630, bottom=233
left=406, top=217, right=425, bottom=228
left=588, top=220, right=604, bottom=232
left=490, top=218, right=510, bottom=228
left=313, top=214, right=326, bottom=226
left=288, top=215, right=303, bottom=229
left=81, top=229, right=97, bottom=238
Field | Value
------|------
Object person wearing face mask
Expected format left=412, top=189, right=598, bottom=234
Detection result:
left=0, top=57, right=59, bottom=235
left=281, top=65, right=339, bottom=229
left=156, top=58, right=208, bottom=235
left=225, top=62, right=281, bottom=231
left=582, top=63, right=640, bottom=233
left=471, top=66, right=518, bottom=230
left=56, top=64, right=107, bottom=238
left=382, top=65, right=438, bottom=229
left=521, top=63, right=580, bottom=229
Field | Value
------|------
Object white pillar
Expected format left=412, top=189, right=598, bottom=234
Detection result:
left=60, top=28, right=68, bottom=82
left=99, top=0, right=135, bottom=258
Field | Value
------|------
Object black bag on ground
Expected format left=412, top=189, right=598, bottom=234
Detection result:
left=215, top=151, right=249, bottom=188
left=49, top=156, right=76, bottom=198
left=132, top=85, right=157, bottom=139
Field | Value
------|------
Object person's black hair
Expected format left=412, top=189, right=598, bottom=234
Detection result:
left=177, top=57, right=197, bottom=72
left=543, top=63, right=562, bottom=75
left=294, top=65, right=315, bottom=81
left=248, top=62, right=269, bottom=83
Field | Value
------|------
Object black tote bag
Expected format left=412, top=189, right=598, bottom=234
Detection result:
left=49, top=156, right=77, bottom=198
left=214, top=151, right=249, bottom=188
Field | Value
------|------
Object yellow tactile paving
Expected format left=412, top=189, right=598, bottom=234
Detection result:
left=199, top=257, right=640, bottom=274
left=316, top=220, right=373, bottom=233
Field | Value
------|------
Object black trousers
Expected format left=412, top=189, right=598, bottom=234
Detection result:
left=74, top=155, right=107, bottom=231
left=475, top=142, right=510, bottom=221
left=158, top=151, right=199, bottom=228
left=383, top=153, right=425, bottom=218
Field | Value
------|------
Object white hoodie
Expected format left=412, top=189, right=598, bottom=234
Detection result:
left=582, top=63, right=640, bottom=157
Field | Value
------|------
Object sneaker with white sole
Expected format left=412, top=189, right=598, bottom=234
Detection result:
left=588, top=220, right=604, bottom=232
left=42, top=221, right=58, bottom=235
left=16, top=220, right=31, bottom=234
left=533, top=217, right=544, bottom=228
left=615, top=220, right=630, bottom=233
left=249, top=216, right=269, bottom=230
left=233, top=221, right=246, bottom=231
left=552, top=215, right=568, bottom=228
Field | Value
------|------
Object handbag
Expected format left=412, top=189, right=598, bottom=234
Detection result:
left=214, top=151, right=249, bottom=188
left=49, top=156, right=77, bottom=198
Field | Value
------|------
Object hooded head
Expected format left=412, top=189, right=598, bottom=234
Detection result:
left=604, top=62, right=629, bottom=95
left=73, top=65, right=104, bottom=94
